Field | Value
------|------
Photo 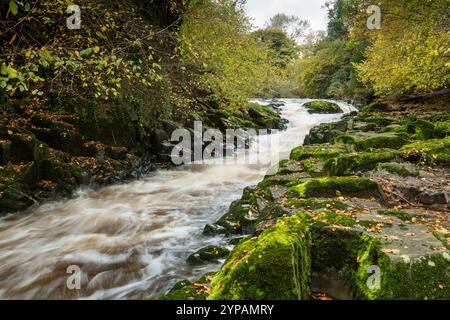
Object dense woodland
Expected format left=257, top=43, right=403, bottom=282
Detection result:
left=1, top=0, right=448, bottom=118
left=0, top=0, right=449, bottom=301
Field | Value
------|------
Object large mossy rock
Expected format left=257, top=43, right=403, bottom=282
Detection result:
left=8, top=129, right=49, bottom=164
left=203, top=186, right=279, bottom=236
left=208, top=211, right=450, bottom=300
left=30, top=121, right=83, bottom=154
left=290, top=144, right=345, bottom=162
left=303, top=101, right=343, bottom=114
left=401, top=137, right=450, bottom=166
left=209, top=215, right=311, bottom=300
left=335, top=131, right=408, bottom=151
left=324, top=151, right=398, bottom=176
left=290, top=176, right=383, bottom=200
left=355, top=231, right=450, bottom=300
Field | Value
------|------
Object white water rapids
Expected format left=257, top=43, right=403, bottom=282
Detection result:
left=0, top=99, right=356, bottom=299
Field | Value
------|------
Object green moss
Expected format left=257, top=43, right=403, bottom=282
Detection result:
left=303, top=101, right=343, bottom=114
left=336, top=132, right=407, bottom=151
left=205, top=186, right=277, bottom=235
left=158, top=273, right=216, bottom=300
left=324, top=152, right=397, bottom=176
left=378, top=210, right=414, bottom=222
left=187, top=246, right=230, bottom=265
left=401, top=137, right=450, bottom=166
left=355, top=240, right=450, bottom=300
left=286, top=198, right=349, bottom=211
left=311, top=225, right=363, bottom=284
left=290, top=144, right=344, bottom=161
left=376, top=162, right=419, bottom=177
left=209, top=215, right=311, bottom=300
left=291, top=177, right=381, bottom=199
left=405, top=118, right=446, bottom=140
left=361, top=101, right=388, bottom=113
left=355, top=116, right=395, bottom=128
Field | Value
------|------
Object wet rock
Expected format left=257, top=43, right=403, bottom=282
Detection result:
left=336, top=131, right=407, bottom=151
left=0, top=140, right=11, bottom=165
left=203, top=223, right=229, bottom=236
left=10, top=132, right=36, bottom=163
left=229, top=236, right=250, bottom=246
left=0, top=184, right=34, bottom=213
left=399, top=186, right=421, bottom=202
left=157, top=273, right=215, bottom=300
left=105, top=146, right=128, bottom=160
left=187, top=246, right=230, bottom=265
left=303, top=101, right=343, bottom=114
left=304, top=127, right=342, bottom=145
left=418, top=191, right=450, bottom=205
left=30, top=120, right=83, bottom=154
left=376, top=162, right=419, bottom=177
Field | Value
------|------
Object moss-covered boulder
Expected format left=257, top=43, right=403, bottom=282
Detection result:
left=187, top=246, right=230, bottom=265
left=209, top=215, right=311, bottom=300
left=248, top=102, right=288, bottom=130
left=324, top=151, right=397, bottom=176
left=405, top=118, right=447, bottom=140
left=290, top=144, right=345, bottom=162
left=8, top=129, right=49, bottom=164
left=0, top=182, right=33, bottom=213
left=290, top=177, right=382, bottom=200
left=304, top=121, right=348, bottom=145
left=286, top=198, right=349, bottom=211
left=204, top=186, right=277, bottom=235
left=361, top=101, right=388, bottom=113
left=401, top=137, right=450, bottom=166
left=208, top=209, right=450, bottom=301
left=30, top=123, right=83, bottom=155
left=376, top=162, right=419, bottom=177
left=355, top=239, right=450, bottom=300
left=303, top=101, right=343, bottom=114
left=336, top=131, right=408, bottom=151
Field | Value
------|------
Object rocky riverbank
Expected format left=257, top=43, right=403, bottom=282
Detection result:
left=158, top=97, right=450, bottom=300
left=0, top=101, right=286, bottom=215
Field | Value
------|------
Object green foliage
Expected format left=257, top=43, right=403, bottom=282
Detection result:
left=253, top=28, right=299, bottom=68
left=293, top=0, right=448, bottom=99
left=294, top=37, right=369, bottom=99
left=354, top=0, right=449, bottom=96
left=179, top=0, right=277, bottom=107
left=0, top=0, right=164, bottom=101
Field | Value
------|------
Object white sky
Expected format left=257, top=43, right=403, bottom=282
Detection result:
left=245, top=0, right=329, bottom=31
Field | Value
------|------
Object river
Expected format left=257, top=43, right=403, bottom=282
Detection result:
left=0, top=99, right=355, bottom=299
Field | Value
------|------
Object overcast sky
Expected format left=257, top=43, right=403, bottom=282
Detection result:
left=245, top=0, right=329, bottom=31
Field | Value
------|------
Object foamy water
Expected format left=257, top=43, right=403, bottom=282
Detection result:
left=0, top=99, right=355, bottom=299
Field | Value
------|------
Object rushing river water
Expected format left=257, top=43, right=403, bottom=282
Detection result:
left=0, top=99, right=355, bottom=299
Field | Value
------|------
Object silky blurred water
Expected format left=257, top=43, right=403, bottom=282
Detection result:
left=0, top=99, right=355, bottom=299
